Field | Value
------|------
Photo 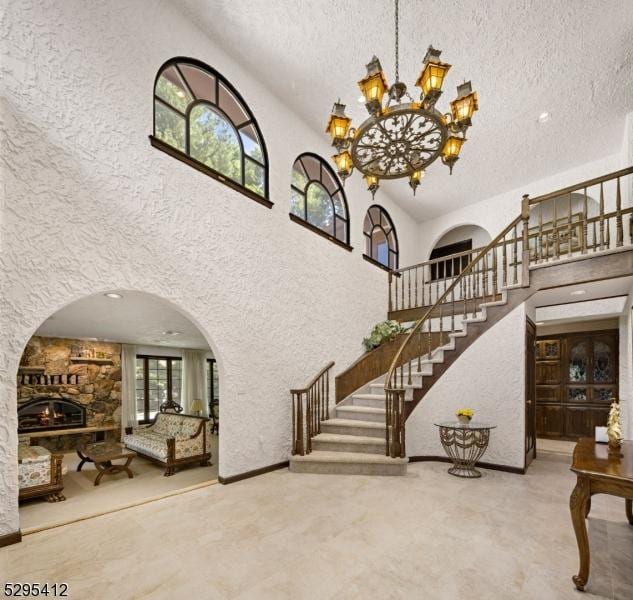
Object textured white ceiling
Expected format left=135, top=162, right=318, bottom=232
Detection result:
left=532, top=275, right=633, bottom=308
left=36, top=291, right=210, bottom=350
left=175, top=0, right=633, bottom=221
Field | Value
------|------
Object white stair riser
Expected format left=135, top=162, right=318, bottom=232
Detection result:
left=335, top=408, right=385, bottom=423
left=311, top=439, right=385, bottom=454
left=320, top=422, right=385, bottom=438
left=367, top=385, right=414, bottom=401
left=289, top=460, right=406, bottom=476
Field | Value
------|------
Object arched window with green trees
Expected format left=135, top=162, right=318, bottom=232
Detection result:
left=363, top=205, right=399, bottom=270
left=290, top=153, right=350, bottom=249
left=151, top=57, right=270, bottom=206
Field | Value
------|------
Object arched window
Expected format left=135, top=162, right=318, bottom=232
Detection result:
left=151, top=57, right=270, bottom=207
left=290, top=153, right=350, bottom=249
left=363, top=205, right=399, bottom=270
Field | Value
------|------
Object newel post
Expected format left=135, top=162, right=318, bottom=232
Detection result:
left=521, top=194, right=531, bottom=287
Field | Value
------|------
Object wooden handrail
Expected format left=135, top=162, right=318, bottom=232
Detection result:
left=290, top=361, right=335, bottom=394
left=528, top=165, right=633, bottom=206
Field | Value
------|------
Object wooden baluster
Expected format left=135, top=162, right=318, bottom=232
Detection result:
left=326, top=370, right=330, bottom=419
left=538, top=203, right=543, bottom=262
left=599, top=182, right=605, bottom=250
left=482, top=251, right=488, bottom=300
left=461, top=275, right=466, bottom=319
left=492, top=245, right=498, bottom=298
left=582, top=188, right=588, bottom=254
left=512, top=224, right=518, bottom=285
left=502, top=237, right=507, bottom=289
left=616, top=177, right=623, bottom=247
left=291, top=393, right=296, bottom=455
left=521, top=195, right=530, bottom=286
left=388, top=272, right=393, bottom=313
left=297, top=392, right=304, bottom=455
left=417, top=328, right=422, bottom=372
left=451, top=286, right=455, bottom=334
left=422, top=264, right=426, bottom=307
left=567, top=192, right=572, bottom=257
left=606, top=215, right=611, bottom=247
left=401, top=269, right=404, bottom=311
left=414, top=266, right=419, bottom=309
left=385, top=391, right=390, bottom=456
left=553, top=199, right=560, bottom=260
left=592, top=220, right=597, bottom=252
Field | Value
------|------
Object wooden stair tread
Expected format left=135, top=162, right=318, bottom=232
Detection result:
left=291, top=450, right=407, bottom=464
left=324, top=418, right=385, bottom=429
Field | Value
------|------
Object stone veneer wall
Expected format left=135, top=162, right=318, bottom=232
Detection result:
left=18, top=337, right=122, bottom=451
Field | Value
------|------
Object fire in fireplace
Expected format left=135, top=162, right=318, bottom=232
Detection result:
left=18, top=398, right=86, bottom=433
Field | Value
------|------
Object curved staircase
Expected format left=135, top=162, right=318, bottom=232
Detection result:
left=290, top=165, right=633, bottom=476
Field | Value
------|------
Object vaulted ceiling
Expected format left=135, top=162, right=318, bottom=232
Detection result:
left=175, top=0, right=633, bottom=221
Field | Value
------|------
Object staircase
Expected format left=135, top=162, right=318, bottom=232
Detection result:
left=290, top=165, right=633, bottom=476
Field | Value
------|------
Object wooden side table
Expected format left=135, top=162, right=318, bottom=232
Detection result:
left=569, top=438, right=633, bottom=591
left=434, top=421, right=496, bottom=478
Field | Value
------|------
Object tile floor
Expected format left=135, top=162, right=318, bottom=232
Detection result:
left=2, top=452, right=632, bottom=599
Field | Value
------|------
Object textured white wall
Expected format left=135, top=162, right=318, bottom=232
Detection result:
left=619, top=285, right=633, bottom=440
left=0, top=1, right=422, bottom=535
left=406, top=303, right=527, bottom=469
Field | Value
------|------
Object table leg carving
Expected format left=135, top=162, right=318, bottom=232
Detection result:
left=570, top=475, right=591, bottom=591
left=626, top=499, right=633, bottom=526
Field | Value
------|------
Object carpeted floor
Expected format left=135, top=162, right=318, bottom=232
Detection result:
left=19, top=434, right=219, bottom=533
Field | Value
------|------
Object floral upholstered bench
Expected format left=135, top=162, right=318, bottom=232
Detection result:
left=18, top=441, right=66, bottom=502
left=124, top=413, right=211, bottom=476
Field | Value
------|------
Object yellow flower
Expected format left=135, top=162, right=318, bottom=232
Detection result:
left=456, top=408, right=474, bottom=417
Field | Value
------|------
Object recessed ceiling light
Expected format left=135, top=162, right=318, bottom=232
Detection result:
left=570, top=290, right=586, bottom=296
left=535, top=322, right=545, bottom=326
left=162, top=330, right=181, bottom=336
left=537, top=112, right=551, bottom=123
left=104, top=292, right=122, bottom=299
left=88, top=337, right=99, bottom=341
left=159, top=340, right=170, bottom=345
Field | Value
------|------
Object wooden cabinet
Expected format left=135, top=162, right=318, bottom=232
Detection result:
left=535, top=330, right=618, bottom=440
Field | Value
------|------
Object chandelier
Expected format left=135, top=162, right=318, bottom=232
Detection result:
left=325, top=0, right=478, bottom=198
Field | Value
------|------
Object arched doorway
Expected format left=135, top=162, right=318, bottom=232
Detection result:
left=15, top=290, right=221, bottom=532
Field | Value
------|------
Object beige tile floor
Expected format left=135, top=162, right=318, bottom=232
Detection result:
left=19, top=435, right=219, bottom=533
left=2, top=453, right=632, bottom=600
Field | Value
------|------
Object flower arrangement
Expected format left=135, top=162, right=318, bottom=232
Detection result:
left=456, top=408, right=474, bottom=424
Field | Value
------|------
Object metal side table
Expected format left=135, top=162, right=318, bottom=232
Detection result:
left=434, top=421, right=497, bottom=478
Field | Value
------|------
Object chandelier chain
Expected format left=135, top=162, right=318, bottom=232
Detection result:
left=394, top=0, right=399, bottom=82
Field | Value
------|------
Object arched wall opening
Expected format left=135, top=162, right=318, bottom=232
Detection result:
left=13, top=289, right=222, bottom=533
left=428, top=224, right=492, bottom=261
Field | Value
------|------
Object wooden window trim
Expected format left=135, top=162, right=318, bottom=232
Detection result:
left=149, top=136, right=273, bottom=209
left=136, top=354, right=182, bottom=424
left=289, top=213, right=353, bottom=252
left=362, top=253, right=397, bottom=274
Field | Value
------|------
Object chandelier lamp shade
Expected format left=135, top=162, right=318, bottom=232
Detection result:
left=325, top=0, right=479, bottom=198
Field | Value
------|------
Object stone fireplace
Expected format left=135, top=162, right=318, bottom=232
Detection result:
left=18, top=336, right=122, bottom=450
left=18, top=397, right=86, bottom=433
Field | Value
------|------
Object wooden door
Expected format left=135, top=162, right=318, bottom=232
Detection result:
left=525, top=318, right=537, bottom=467
left=535, top=329, right=618, bottom=439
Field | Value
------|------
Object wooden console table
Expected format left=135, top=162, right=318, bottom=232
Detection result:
left=569, top=438, right=633, bottom=591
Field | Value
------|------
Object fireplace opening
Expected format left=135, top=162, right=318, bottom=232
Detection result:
left=18, top=398, right=86, bottom=433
